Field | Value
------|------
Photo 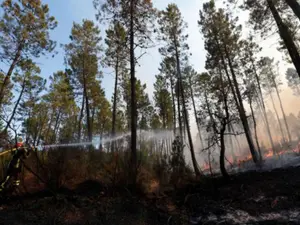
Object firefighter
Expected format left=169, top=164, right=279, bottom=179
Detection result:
left=0, top=138, right=32, bottom=193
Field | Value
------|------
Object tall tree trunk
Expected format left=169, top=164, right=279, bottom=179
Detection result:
left=130, top=0, right=138, bottom=186
left=4, top=80, right=26, bottom=132
left=176, top=84, right=183, bottom=139
left=182, top=108, right=186, bottom=140
left=267, top=0, right=300, bottom=77
left=213, top=30, right=258, bottom=163
left=274, top=84, right=292, bottom=143
left=162, top=113, right=166, bottom=129
left=252, top=63, right=276, bottom=151
left=228, top=124, right=237, bottom=164
left=36, top=115, right=48, bottom=146
left=111, top=61, right=119, bottom=152
left=91, top=107, right=95, bottom=130
left=170, top=76, right=177, bottom=134
left=208, top=147, right=213, bottom=176
left=0, top=44, right=23, bottom=107
left=82, top=54, right=92, bottom=142
left=204, top=90, right=215, bottom=131
left=223, top=44, right=258, bottom=163
left=174, top=44, right=201, bottom=177
left=249, top=94, right=262, bottom=160
left=84, top=89, right=92, bottom=142
left=220, top=127, right=229, bottom=179
left=233, top=125, right=242, bottom=155
left=269, top=91, right=286, bottom=147
left=78, top=94, right=85, bottom=141
left=285, top=0, right=300, bottom=22
left=189, top=77, right=204, bottom=148
left=53, top=111, right=61, bottom=142
left=45, top=110, right=55, bottom=143
left=219, top=65, right=230, bottom=179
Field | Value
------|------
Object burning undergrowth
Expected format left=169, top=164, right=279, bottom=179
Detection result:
left=200, top=142, right=300, bottom=176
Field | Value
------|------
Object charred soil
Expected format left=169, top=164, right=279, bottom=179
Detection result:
left=1, top=166, right=300, bottom=224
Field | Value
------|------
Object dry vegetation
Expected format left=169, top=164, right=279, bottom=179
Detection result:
left=1, top=145, right=300, bottom=224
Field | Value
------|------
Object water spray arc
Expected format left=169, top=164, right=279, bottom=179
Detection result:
left=0, top=130, right=176, bottom=155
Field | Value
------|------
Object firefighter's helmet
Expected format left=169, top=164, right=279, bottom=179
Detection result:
left=16, top=137, right=24, bottom=148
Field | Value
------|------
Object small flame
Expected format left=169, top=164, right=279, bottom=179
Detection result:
left=202, top=162, right=210, bottom=171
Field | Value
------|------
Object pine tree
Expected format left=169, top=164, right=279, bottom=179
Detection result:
left=195, top=69, right=236, bottom=179
left=17, top=74, right=46, bottom=144
left=239, top=37, right=275, bottom=153
left=259, top=57, right=292, bottom=144
left=158, top=56, right=178, bottom=135
left=183, top=66, right=204, bottom=148
left=286, top=68, right=300, bottom=96
left=64, top=20, right=102, bottom=142
left=0, top=0, right=57, bottom=106
left=158, top=3, right=201, bottom=176
left=199, top=0, right=259, bottom=163
left=45, top=71, right=77, bottom=143
left=153, top=74, right=173, bottom=129
left=95, top=0, right=156, bottom=185
left=104, top=22, right=128, bottom=151
left=241, top=0, right=300, bottom=77
left=4, top=60, right=41, bottom=133
left=121, top=74, right=151, bottom=129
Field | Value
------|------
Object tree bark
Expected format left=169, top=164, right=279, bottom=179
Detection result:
left=176, top=82, right=183, bottom=140
left=130, top=0, right=138, bottom=186
left=249, top=94, right=262, bottom=160
left=213, top=30, right=258, bottom=163
left=285, top=0, right=300, bottom=22
left=189, top=77, right=204, bottom=148
left=0, top=44, right=23, bottom=107
left=111, top=60, right=119, bottom=152
left=4, top=79, right=26, bottom=132
left=45, top=110, right=55, bottom=143
left=84, top=82, right=92, bottom=142
left=78, top=94, right=85, bottom=141
left=170, top=75, right=177, bottom=135
left=53, top=111, right=61, bottom=142
left=162, top=110, right=166, bottom=129
left=274, top=84, right=292, bottom=143
left=251, top=61, right=276, bottom=151
left=228, top=124, right=238, bottom=164
left=220, top=127, right=229, bottom=179
left=223, top=44, right=258, bottom=163
left=269, top=91, right=286, bottom=147
left=267, top=0, right=300, bottom=77
left=219, top=65, right=230, bottom=180
left=174, top=43, right=201, bottom=177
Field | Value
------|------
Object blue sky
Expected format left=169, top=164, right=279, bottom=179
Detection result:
left=33, top=0, right=300, bottom=145
left=36, top=0, right=206, bottom=101
left=36, top=0, right=291, bottom=99
left=30, top=0, right=299, bottom=121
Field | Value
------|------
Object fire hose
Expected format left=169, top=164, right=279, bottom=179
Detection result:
left=0, top=147, right=18, bottom=157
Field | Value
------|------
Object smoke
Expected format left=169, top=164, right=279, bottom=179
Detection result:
left=187, top=85, right=300, bottom=172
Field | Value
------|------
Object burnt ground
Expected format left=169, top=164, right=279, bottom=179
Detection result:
left=1, top=166, right=300, bottom=224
